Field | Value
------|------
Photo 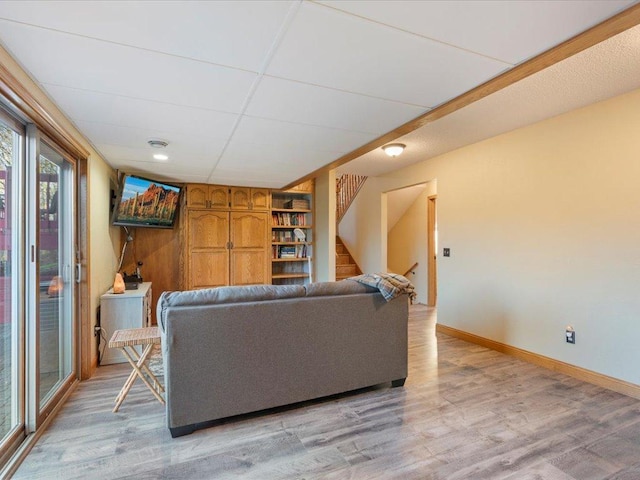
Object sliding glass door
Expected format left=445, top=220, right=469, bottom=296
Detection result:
left=0, top=111, right=25, bottom=461
left=36, top=142, right=75, bottom=410
left=0, top=112, right=78, bottom=468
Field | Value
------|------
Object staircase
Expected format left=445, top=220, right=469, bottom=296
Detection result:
left=335, top=174, right=366, bottom=280
left=336, top=174, right=367, bottom=224
left=336, top=236, right=362, bottom=280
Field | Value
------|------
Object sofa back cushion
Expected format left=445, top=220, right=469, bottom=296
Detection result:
left=304, top=280, right=377, bottom=297
left=159, top=284, right=305, bottom=308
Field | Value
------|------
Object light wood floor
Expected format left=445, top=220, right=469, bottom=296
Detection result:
left=13, top=305, right=640, bottom=479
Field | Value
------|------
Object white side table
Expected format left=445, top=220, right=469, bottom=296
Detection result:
left=100, top=282, right=152, bottom=365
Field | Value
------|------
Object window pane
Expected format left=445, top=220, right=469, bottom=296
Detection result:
left=0, top=121, right=21, bottom=441
left=38, top=143, right=73, bottom=406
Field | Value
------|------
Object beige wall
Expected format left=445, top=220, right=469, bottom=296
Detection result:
left=315, top=170, right=336, bottom=282
left=340, top=177, right=392, bottom=273
left=344, top=87, right=640, bottom=385
left=1, top=45, right=118, bottom=375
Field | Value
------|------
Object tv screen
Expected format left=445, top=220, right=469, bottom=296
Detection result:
left=112, top=174, right=182, bottom=228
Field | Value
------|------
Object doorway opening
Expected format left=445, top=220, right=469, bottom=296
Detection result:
left=385, top=182, right=436, bottom=304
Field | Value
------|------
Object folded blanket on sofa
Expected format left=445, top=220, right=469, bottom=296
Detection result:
left=347, top=273, right=416, bottom=302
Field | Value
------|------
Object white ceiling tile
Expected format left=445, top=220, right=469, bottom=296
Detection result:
left=95, top=144, right=215, bottom=174
left=216, top=140, right=330, bottom=186
left=0, top=20, right=256, bottom=112
left=218, top=143, right=328, bottom=172
left=44, top=84, right=239, bottom=140
left=231, top=116, right=376, bottom=154
left=0, top=0, right=294, bottom=72
left=112, top=162, right=210, bottom=179
left=247, top=76, right=427, bottom=134
left=267, top=1, right=509, bottom=107
left=166, top=173, right=212, bottom=183
left=318, top=1, right=635, bottom=64
left=209, top=167, right=306, bottom=188
left=76, top=121, right=225, bottom=160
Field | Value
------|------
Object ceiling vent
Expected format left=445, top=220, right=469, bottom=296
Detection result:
left=147, top=139, right=169, bottom=149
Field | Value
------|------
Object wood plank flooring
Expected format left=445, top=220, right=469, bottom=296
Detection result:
left=12, top=305, right=640, bottom=479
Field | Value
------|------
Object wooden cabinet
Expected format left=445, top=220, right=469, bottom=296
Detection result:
left=230, top=187, right=270, bottom=211
left=185, top=183, right=272, bottom=288
left=186, top=210, right=230, bottom=289
left=271, top=181, right=314, bottom=285
left=187, top=185, right=270, bottom=211
left=185, top=209, right=270, bottom=289
left=230, top=211, right=270, bottom=285
left=100, top=282, right=152, bottom=365
left=186, top=184, right=229, bottom=209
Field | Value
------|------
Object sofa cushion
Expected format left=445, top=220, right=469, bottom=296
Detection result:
left=304, top=280, right=378, bottom=297
left=160, top=284, right=305, bottom=307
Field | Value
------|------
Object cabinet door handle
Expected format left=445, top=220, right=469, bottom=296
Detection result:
left=75, top=263, right=82, bottom=283
left=229, top=241, right=234, bottom=249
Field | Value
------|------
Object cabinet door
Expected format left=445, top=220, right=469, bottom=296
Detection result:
left=230, top=211, right=269, bottom=285
left=250, top=188, right=270, bottom=210
left=230, top=187, right=270, bottom=210
left=187, top=210, right=230, bottom=289
left=230, top=187, right=251, bottom=210
left=186, top=184, right=209, bottom=208
left=186, top=184, right=228, bottom=208
left=209, top=185, right=229, bottom=209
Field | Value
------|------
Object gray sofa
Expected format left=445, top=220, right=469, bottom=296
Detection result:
left=157, top=280, right=409, bottom=437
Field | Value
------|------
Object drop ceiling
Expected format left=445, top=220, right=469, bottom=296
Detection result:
left=0, top=0, right=636, bottom=188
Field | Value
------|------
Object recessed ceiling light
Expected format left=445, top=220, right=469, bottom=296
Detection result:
left=382, top=143, right=406, bottom=157
left=153, top=153, right=169, bottom=161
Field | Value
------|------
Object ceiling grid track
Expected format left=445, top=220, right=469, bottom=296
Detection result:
left=206, top=0, right=304, bottom=184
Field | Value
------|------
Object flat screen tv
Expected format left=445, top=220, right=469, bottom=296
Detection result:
left=111, top=174, right=182, bottom=228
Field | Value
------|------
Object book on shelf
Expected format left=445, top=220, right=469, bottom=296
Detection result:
left=272, top=212, right=307, bottom=226
left=273, top=230, right=305, bottom=242
left=283, top=199, right=310, bottom=210
left=279, top=246, right=296, bottom=258
left=274, top=245, right=308, bottom=259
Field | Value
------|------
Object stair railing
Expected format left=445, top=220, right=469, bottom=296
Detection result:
left=403, top=262, right=419, bottom=277
left=336, top=174, right=367, bottom=224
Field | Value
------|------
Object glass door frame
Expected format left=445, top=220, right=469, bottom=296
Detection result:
left=25, top=126, right=77, bottom=431
left=0, top=107, right=26, bottom=466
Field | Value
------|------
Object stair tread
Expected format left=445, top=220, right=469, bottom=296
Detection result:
left=335, top=235, right=360, bottom=281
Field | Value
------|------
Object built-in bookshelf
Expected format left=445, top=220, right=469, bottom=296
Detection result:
left=271, top=180, right=314, bottom=284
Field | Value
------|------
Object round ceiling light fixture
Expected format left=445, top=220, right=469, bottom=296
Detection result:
left=147, top=138, right=169, bottom=149
left=382, top=143, right=405, bottom=157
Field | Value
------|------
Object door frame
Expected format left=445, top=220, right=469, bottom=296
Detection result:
left=427, top=195, right=437, bottom=306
